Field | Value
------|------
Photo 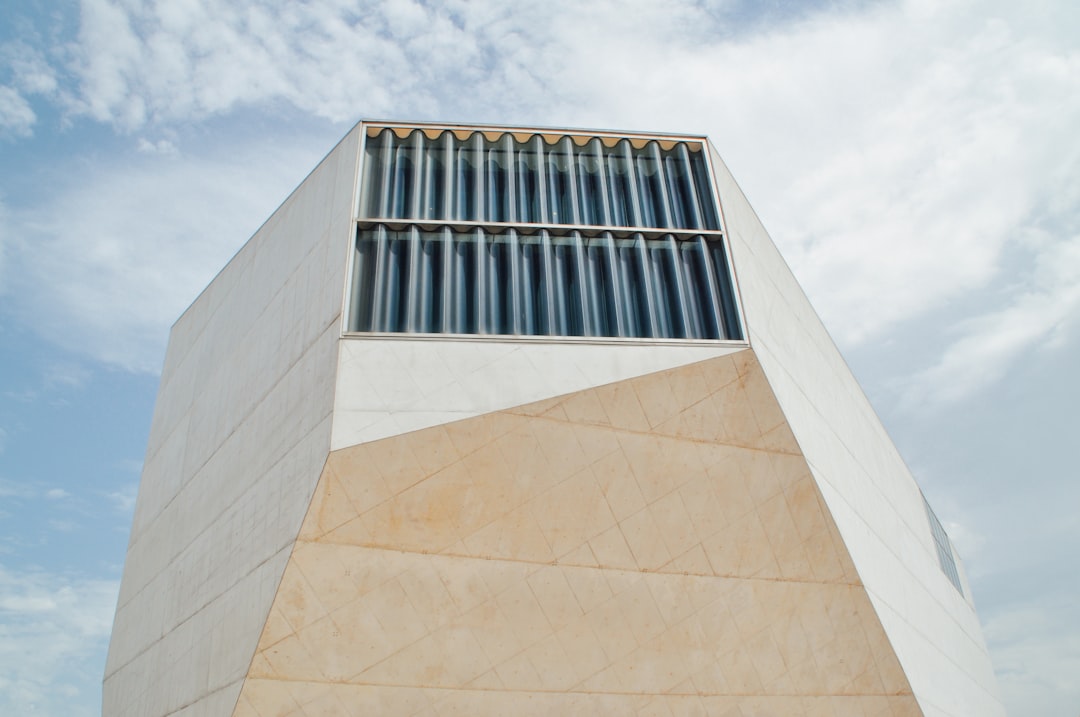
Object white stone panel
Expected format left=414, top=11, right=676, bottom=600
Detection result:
left=104, top=126, right=363, bottom=717
left=709, top=144, right=1005, bottom=715
left=330, top=337, right=748, bottom=449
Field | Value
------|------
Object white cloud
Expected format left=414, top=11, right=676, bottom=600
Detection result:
left=106, top=482, right=137, bottom=513
left=0, top=566, right=118, bottom=717
left=42, top=362, right=92, bottom=390
left=45, top=488, right=72, bottom=500
left=70, top=0, right=433, bottom=127
left=2, top=140, right=318, bottom=372
left=136, top=137, right=177, bottom=155
left=0, top=40, right=59, bottom=137
left=1, top=40, right=58, bottom=96
left=35, top=0, right=1078, bottom=381
left=905, top=233, right=1080, bottom=406
left=0, top=85, right=35, bottom=136
left=984, top=595, right=1080, bottom=717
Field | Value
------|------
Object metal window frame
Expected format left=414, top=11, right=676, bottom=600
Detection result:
left=341, top=120, right=749, bottom=346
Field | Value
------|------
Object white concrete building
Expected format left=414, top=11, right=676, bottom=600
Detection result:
left=104, top=121, right=1005, bottom=716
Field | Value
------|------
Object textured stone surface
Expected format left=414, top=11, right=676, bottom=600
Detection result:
left=232, top=351, right=921, bottom=716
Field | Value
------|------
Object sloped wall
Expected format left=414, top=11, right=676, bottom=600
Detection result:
left=233, top=352, right=921, bottom=716
left=709, top=145, right=1004, bottom=717
left=104, top=126, right=363, bottom=717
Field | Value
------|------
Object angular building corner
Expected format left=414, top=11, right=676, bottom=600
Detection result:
left=105, top=122, right=1005, bottom=716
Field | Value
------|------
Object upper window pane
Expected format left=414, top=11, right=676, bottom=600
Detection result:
left=359, top=127, right=720, bottom=231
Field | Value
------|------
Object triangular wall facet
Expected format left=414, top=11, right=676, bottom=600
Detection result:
left=233, top=351, right=922, bottom=716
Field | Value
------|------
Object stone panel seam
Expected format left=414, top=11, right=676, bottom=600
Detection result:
left=129, top=313, right=341, bottom=551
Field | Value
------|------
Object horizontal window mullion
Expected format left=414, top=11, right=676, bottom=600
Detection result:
left=356, top=218, right=723, bottom=241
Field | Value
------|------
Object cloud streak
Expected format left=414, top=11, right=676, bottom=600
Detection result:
left=0, top=566, right=119, bottom=717
left=1, top=141, right=319, bottom=372
left=906, top=234, right=1080, bottom=406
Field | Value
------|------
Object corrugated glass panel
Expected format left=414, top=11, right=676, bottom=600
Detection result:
left=351, top=225, right=742, bottom=340
left=359, top=128, right=720, bottom=230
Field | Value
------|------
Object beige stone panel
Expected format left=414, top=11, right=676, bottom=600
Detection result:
left=233, top=350, right=924, bottom=716
left=504, top=392, right=568, bottom=418
left=298, top=350, right=854, bottom=584
left=630, top=368, right=684, bottom=429
left=588, top=524, right=639, bottom=570
left=712, top=379, right=766, bottom=449
left=258, top=631, right=321, bottom=683
left=695, top=443, right=757, bottom=530
left=649, top=489, right=700, bottom=559
left=554, top=613, right=611, bottom=684
left=554, top=385, right=609, bottom=425
left=594, top=379, right=652, bottom=433
left=673, top=356, right=737, bottom=408
left=256, top=604, right=295, bottom=652
left=592, top=448, right=648, bottom=521
left=441, top=411, right=503, bottom=457
left=463, top=600, right=524, bottom=666
left=358, top=622, right=491, bottom=687
left=654, top=391, right=725, bottom=444
left=702, top=509, right=782, bottom=579
left=524, top=633, right=579, bottom=690
left=667, top=543, right=715, bottom=577
left=461, top=503, right=556, bottom=563
left=739, top=449, right=786, bottom=507
left=290, top=542, right=361, bottom=615
left=756, top=419, right=802, bottom=454
left=358, top=432, right=428, bottom=497
left=562, top=562, right=615, bottom=613
left=271, top=561, right=328, bottom=635
left=394, top=562, right=457, bottom=634
left=620, top=506, right=674, bottom=570
left=583, top=590, right=638, bottom=664
left=324, top=446, right=391, bottom=515
left=296, top=463, right=358, bottom=541
left=530, top=466, right=617, bottom=559
left=616, top=430, right=694, bottom=506
left=527, top=565, right=586, bottom=630
left=236, top=678, right=302, bottom=716
left=489, top=650, right=540, bottom=691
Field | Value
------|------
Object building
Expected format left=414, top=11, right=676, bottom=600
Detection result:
left=104, top=121, right=1005, bottom=716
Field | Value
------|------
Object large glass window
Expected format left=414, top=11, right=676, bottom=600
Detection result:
left=350, top=226, right=740, bottom=339
left=358, top=127, right=720, bottom=230
left=348, top=125, right=743, bottom=341
left=924, top=495, right=964, bottom=595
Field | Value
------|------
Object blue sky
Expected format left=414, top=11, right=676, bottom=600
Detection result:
left=1, top=0, right=1078, bottom=714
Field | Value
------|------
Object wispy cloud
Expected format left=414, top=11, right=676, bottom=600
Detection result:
left=106, top=482, right=137, bottom=513
left=42, top=362, right=92, bottom=391
left=903, top=233, right=1080, bottom=407
left=0, top=39, right=59, bottom=138
left=0, top=86, right=35, bottom=137
left=0, top=566, right=118, bottom=717
left=1, top=142, right=317, bottom=372
left=984, top=594, right=1080, bottom=716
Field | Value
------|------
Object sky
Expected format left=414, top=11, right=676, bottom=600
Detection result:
left=0, top=0, right=1077, bottom=714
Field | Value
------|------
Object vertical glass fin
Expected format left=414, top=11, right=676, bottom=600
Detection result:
left=359, top=128, right=720, bottom=231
